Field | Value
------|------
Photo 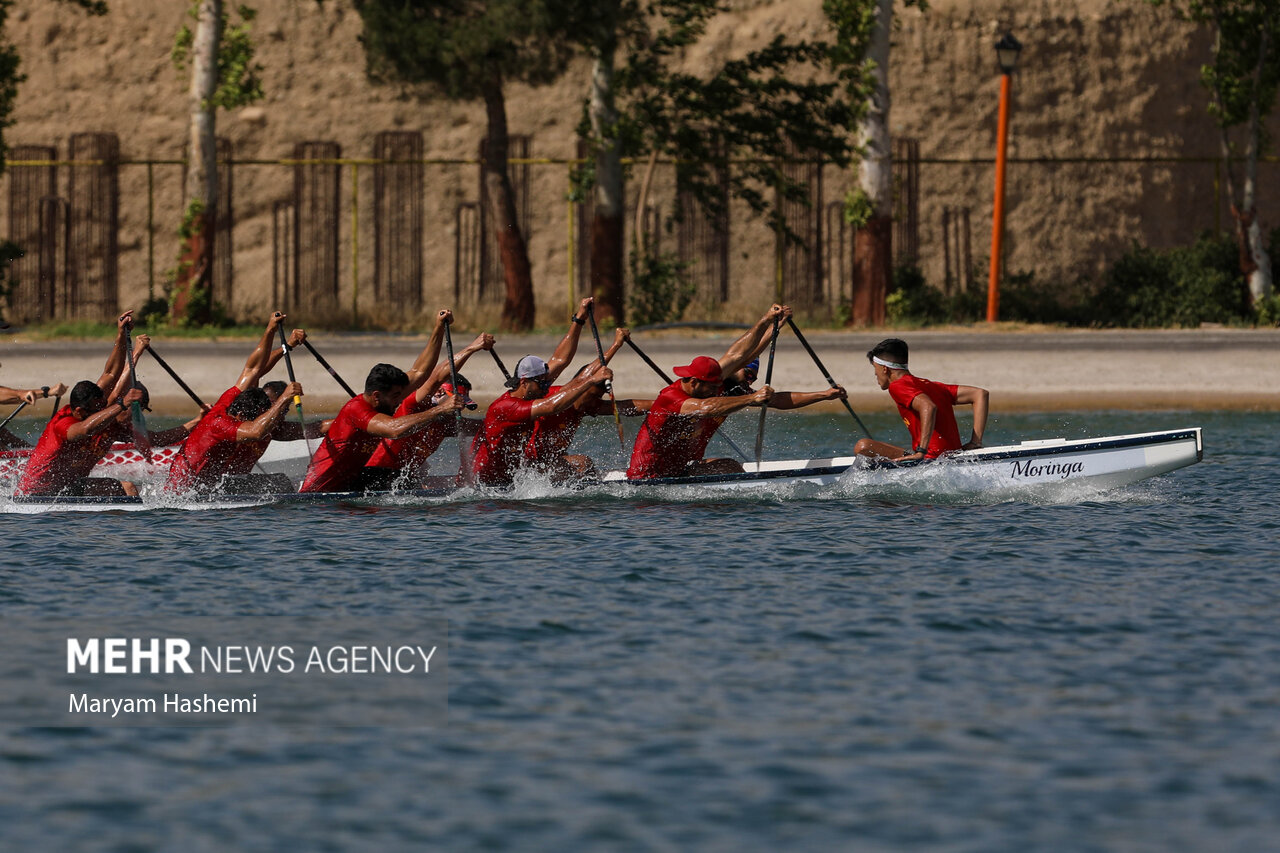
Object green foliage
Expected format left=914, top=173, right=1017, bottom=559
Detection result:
left=136, top=296, right=170, bottom=328
left=842, top=187, right=874, bottom=229
left=173, top=3, right=264, bottom=110
left=822, top=0, right=878, bottom=105
left=355, top=0, right=573, bottom=99
left=997, top=269, right=1094, bottom=326
left=626, top=245, right=694, bottom=327
left=592, top=0, right=860, bottom=244
left=885, top=264, right=983, bottom=325
left=1092, top=233, right=1248, bottom=328
left=1151, top=1, right=1280, bottom=136
left=177, top=281, right=233, bottom=329
left=179, top=198, right=206, bottom=239
left=26, top=319, right=263, bottom=340
left=1254, top=293, right=1280, bottom=325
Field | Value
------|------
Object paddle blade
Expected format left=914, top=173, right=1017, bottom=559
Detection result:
left=129, top=403, right=152, bottom=461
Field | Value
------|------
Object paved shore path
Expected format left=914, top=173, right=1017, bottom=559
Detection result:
left=3, top=328, right=1277, bottom=417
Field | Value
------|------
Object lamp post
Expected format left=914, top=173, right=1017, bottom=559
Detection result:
left=986, top=31, right=1022, bottom=323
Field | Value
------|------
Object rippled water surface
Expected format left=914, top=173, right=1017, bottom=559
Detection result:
left=1, top=411, right=1277, bottom=851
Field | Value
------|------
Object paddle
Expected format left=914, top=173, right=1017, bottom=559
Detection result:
left=144, top=343, right=207, bottom=409
left=0, top=401, right=27, bottom=433
left=586, top=304, right=624, bottom=446
left=623, top=338, right=749, bottom=462
left=278, top=324, right=313, bottom=461
left=489, top=348, right=514, bottom=387
left=785, top=317, right=874, bottom=440
left=442, top=316, right=465, bottom=475
left=753, top=317, right=781, bottom=468
left=122, top=323, right=152, bottom=460
left=301, top=339, right=357, bottom=398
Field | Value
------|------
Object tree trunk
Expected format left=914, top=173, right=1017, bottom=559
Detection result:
left=848, top=0, right=892, bottom=326
left=172, top=0, right=220, bottom=325
left=1241, top=30, right=1274, bottom=306
left=589, top=48, right=625, bottom=325
left=482, top=75, right=535, bottom=332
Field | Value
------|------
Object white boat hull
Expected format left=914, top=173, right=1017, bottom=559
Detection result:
left=2, top=428, right=1203, bottom=511
left=601, top=427, right=1204, bottom=494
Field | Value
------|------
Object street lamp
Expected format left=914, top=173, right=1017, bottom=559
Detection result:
left=987, top=31, right=1022, bottom=323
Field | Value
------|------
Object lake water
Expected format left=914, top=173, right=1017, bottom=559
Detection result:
left=1, top=410, right=1276, bottom=851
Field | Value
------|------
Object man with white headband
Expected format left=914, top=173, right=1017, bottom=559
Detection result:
left=854, top=337, right=989, bottom=462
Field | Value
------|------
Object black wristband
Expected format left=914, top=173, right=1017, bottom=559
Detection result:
left=570, top=315, right=585, bottom=326
left=41, top=386, right=49, bottom=398
left=914, top=446, right=928, bottom=455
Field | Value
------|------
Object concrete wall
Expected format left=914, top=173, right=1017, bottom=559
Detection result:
left=3, top=0, right=1276, bottom=327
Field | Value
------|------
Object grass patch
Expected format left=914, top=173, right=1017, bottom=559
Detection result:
left=21, top=320, right=269, bottom=341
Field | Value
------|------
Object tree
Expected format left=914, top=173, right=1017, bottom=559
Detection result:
left=355, top=0, right=573, bottom=332
left=570, top=0, right=628, bottom=325
left=1151, top=0, right=1278, bottom=306
left=826, top=0, right=926, bottom=326
left=567, top=0, right=867, bottom=323
left=170, top=1, right=263, bottom=326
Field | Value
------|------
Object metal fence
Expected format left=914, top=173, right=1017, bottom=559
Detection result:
left=5, top=133, right=1272, bottom=327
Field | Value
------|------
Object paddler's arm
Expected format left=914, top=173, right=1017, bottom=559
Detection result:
left=96, top=310, right=135, bottom=394
left=103, top=334, right=150, bottom=406
left=148, top=425, right=195, bottom=447
left=768, top=385, right=847, bottom=411
left=236, top=312, right=287, bottom=390
left=236, top=382, right=299, bottom=441
left=719, top=304, right=789, bottom=376
left=66, top=388, right=143, bottom=442
left=253, top=324, right=307, bottom=387
left=583, top=397, right=651, bottom=417
left=6, top=382, right=68, bottom=405
left=901, top=393, right=937, bottom=461
left=412, top=331, right=493, bottom=404
left=546, top=297, right=593, bottom=382
left=528, top=365, right=613, bottom=418
left=955, top=385, right=989, bottom=449
left=405, top=309, right=451, bottom=392
left=365, top=393, right=464, bottom=439
left=678, top=386, right=773, bottom=417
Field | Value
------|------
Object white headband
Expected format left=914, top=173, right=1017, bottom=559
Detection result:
left=872, top=355, right=908, bottom=370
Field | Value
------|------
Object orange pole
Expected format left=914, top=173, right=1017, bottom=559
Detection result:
left=987, top=72, right=1012, bottom=323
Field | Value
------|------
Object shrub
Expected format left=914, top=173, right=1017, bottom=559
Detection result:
left=627, top=248, right=695, bottom=327
left=886, top=264, right=983, bottom=325
left=1092, top=233, right=1247, bottom=328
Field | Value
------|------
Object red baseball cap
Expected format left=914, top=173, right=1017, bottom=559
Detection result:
left=673, top=356, right=722, bottom=383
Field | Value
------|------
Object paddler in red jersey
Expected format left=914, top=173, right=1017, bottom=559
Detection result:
left=164, top=381, right=302, bottom=494
left=1, top=381, right=69, bottom=449
left=626, top=304, right=846, bottom=479
left=300, top=311, right=466, bottom=493
left=471, top=354, right=613, bottom=488
left=523, top=326, right=650, bottom=483
left=854, top=337, right=989, bottom=462
left=363, top=330, right=495, bottom=489
left=165, top=313, right=315, bottom=494
left=468, top=295, right=615, bottom=487
left=15, top=310, right=148, bottom=496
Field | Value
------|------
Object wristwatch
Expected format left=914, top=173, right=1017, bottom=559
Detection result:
left=570, top=315, right=585, bottom=326
left=41, top=386, right=49, bottom=398
left=914, top=446, right=928, bottom=455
